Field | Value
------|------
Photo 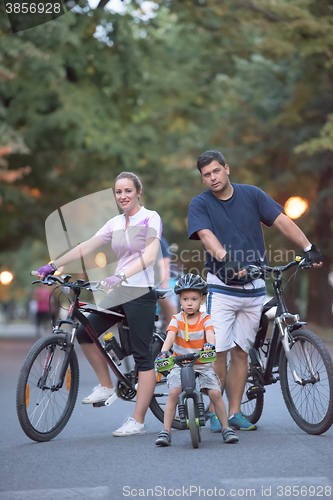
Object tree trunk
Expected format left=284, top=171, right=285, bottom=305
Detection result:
left=306, top=258, right=333, bottom=327
left=306, top=165, right=333, bottom=327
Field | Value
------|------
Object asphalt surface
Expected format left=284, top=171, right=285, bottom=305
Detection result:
left=0, top=331, right=332, bottom=500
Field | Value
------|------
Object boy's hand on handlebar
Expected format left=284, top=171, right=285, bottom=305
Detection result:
left=203, top=343, right=215, bottom=351
left=303, top=244, right=323, bottom=267
left=155, top=351, right=171, bottom=361
left=36, top=264, right=54, bottom=278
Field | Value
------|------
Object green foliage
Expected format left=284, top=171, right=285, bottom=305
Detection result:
left=0, top=0, right=332, bottom=323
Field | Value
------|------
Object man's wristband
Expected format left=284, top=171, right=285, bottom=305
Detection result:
left=303, top=244, right=312, bottom=252
left=50, top=261, right=58, bottom=271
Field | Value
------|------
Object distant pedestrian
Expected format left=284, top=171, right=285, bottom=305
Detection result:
left=32, top=284, right=52, bottom=337
left=156, top=237, right=179, bottom=328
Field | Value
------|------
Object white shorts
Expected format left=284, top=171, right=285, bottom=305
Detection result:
left=207, top=284, right=265, bottom=354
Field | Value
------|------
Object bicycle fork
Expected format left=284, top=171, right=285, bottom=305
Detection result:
left=277, top=314, right=319, bottom=386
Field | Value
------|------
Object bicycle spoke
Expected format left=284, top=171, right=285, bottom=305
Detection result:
left=17, top=335, right=79, bottom=441
left=280, top=329, right=333, bottom=434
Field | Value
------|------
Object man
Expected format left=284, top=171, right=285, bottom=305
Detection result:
left=187, top=150, right=323, bottom=431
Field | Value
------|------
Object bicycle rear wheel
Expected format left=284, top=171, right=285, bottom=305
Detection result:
left=240, top=374, right=264, bottom=424
left=16, top=334, right=79, bottom=442
left=279, top=328, right=333, bottom=435
left=228, top=351, right=264, bottom=424
left=149, top=338, right=210, bottom=430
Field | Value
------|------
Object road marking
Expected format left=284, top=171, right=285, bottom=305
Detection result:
left=0, top=487, right=109, bottom=499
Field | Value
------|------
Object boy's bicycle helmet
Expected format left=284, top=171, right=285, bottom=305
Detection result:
left=174, top=273, right=208, bottom=295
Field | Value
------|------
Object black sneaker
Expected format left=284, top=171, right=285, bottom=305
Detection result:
left=155, top=429, right=171, bottom=447
left=222, top=427, right=239, bottom=444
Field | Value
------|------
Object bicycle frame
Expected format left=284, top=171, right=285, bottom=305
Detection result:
left=173, top=354, right=206, bottom=429
left=251, top=267, right=316, bottom=387
left=51, top=283, right=167, bottom=400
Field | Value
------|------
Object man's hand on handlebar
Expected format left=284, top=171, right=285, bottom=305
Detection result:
left=303, top=244, right=323, bottom=268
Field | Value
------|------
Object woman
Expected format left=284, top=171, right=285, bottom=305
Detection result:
left=36, top=172, right=162, bottom=436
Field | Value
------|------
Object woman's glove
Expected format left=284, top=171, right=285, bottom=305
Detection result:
left=36, top=264, right=54, bottom=277
left=102, top=275, right=123, bottom=289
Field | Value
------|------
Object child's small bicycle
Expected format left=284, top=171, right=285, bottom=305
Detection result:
left=156, top=349, right=216, bottom=448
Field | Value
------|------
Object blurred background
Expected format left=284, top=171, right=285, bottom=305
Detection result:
left=0, top=0, right=332, bottom=334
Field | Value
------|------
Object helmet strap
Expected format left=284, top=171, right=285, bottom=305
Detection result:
left=184, top=313, right=190, bottom=341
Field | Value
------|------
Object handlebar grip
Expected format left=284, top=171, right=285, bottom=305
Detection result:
left=30, top=271, right=39, bottom=276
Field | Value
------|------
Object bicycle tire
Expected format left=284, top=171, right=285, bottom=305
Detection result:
left=149, top=339, right=211, bottom=430
left=279, top=328, right=333, bottom=435
left=16, top=334, right=79, bottom=442
left=240, top=374, right=264, bottom=424
left=187, top=398, right=199, bottom=449
left=149, top=336, right=182, bottom=430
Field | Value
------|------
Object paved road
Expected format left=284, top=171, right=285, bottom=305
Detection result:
left=0, top=337, right=332, bottom=500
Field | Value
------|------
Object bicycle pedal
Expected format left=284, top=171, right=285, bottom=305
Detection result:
left=92, top=401, right=106, bottom=407
left=246, top=385, right=265, bottom=400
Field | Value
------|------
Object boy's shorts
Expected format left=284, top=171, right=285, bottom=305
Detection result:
left=167, top=364, right=221, bottom=393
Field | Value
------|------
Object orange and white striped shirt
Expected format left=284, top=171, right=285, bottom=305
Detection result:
left=167, top=311, right=214, bottom=361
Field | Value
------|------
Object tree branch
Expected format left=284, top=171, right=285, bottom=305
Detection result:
left=235, top=1, right=283, bottom=22
left=97, top=0, right=110, bottom=9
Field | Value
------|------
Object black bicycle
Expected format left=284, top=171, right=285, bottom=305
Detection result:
left=240, top=257, right=333, bottom=435
left=16, top=273, right=176, bottom=442
left=156, top=350, right=216, bottom=448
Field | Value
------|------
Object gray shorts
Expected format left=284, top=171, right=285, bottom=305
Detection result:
left=167, top=364, right=221, bottom=393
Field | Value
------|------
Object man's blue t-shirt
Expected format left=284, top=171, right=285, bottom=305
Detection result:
left=188, top=184, right=283, bottom=270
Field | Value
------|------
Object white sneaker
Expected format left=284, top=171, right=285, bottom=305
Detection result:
left=112, top=417, right=146, bottom=437
left=82, top=384, right=115, bottom=404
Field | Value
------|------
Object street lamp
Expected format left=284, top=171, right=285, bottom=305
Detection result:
left=95, top=252, right=107, bottom=267
left=284, top=196, right=309, bottom=219
left=0, top=271, right=14, bottom=285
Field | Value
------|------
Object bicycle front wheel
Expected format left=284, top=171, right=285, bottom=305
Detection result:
left=279, top=328, right=333, bottom=435
left=16, top=334, right=79, bottom=442
left=187, top=398, right=199, bottom=449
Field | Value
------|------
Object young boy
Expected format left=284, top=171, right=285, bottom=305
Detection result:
left=155, top=273, right=239, bottom=446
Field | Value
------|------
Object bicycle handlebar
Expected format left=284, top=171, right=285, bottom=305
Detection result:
left=245, top=257, right=312, bottom=280
left=30, top=272, right=105, bottom=293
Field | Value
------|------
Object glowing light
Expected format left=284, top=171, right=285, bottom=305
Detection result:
left=0, top=271, right=14, bottom=285
left=284, top=197, right=309, bottom=219
left=95, top=252, right=107, bottom=267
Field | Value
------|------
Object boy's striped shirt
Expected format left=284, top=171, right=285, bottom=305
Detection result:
left=167, top=311, right=214, bottom=360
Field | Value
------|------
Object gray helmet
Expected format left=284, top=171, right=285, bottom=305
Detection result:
left=174, top=273, right=208, bottom=295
